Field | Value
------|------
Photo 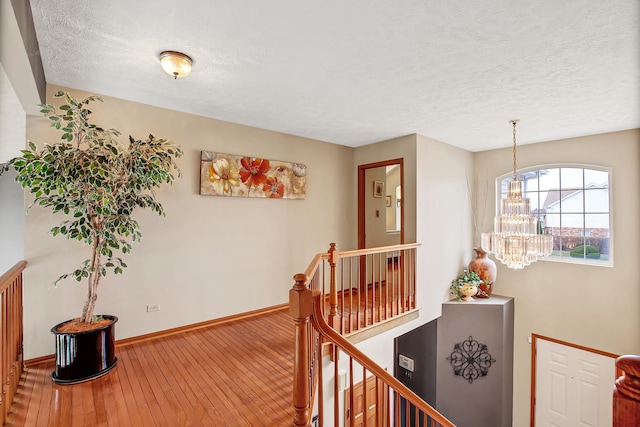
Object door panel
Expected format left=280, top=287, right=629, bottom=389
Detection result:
left=345, top=376, right=388, bottom=427
left=535, top=338, right=615, bottom=426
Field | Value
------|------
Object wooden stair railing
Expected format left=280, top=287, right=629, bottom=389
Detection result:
left=291, top=243, right=424, bottom=425
left=306, top=243, right=420, bottom=336
left=290, top=243, right=420, bottom=425
left=291, top=271, right=455, bottom=427
left=614, top=355, right=640, bottom=426
left=0, top=261, right=26, bottom=425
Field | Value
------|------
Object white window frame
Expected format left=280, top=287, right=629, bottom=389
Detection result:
left=495, top=163, right=613, bottom=267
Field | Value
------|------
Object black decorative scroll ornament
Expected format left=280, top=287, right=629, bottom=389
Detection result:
left=447, top=336, right=496, bottom=384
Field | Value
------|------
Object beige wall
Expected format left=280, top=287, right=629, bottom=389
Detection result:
left=22, top=85, right=356, bottom=358
left=416, top=134, right=476, bottom=319
left=474, top=129, right=640, bottom=426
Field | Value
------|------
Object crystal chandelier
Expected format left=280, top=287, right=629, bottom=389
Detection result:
left=481, top=120, right=553, bottom=269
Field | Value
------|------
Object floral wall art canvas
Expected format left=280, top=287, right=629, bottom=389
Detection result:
left=200, top=151, right=307, bottom=199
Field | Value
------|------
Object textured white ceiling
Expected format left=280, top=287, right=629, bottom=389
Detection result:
left=28, top=0, right=639, bottom=151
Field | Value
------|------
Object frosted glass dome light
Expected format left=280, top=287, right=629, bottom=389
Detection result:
left=159, top=51, right=192, bottom=79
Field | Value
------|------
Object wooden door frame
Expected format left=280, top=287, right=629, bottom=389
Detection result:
left=357, top=158, right=405, bottom=249
left=530, top=333, right=621, bottom=427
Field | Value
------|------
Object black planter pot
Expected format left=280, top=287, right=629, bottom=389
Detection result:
left=51, top=315, right=118, bottom=384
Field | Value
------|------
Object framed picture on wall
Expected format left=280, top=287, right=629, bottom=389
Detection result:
left=199, top=151, right=306, bottom=199
left=385, top=196, right=391, bottom=207
left=373, top=181, right=384, bottom=197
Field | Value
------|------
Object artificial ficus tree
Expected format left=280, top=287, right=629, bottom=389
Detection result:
left=2, top=91, right=183, bottom=324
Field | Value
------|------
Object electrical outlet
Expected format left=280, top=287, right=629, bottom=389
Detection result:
left=146, top=304, right=160, bottom=312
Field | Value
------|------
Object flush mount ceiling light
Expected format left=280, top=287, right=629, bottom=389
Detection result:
left=481, top=120, right=553, bottom=269
left=159, top=51, right=192, bottom=79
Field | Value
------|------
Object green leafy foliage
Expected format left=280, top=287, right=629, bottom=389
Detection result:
left=2, top=91, right=183, bottom=323
left=569, top=245, right=600, bottom=259
left=449, top=269, right=484, bottom=301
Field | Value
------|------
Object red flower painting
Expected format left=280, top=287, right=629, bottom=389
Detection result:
left=200, top=151, right=306, bottom=199
left=239, top=157, right=270, bottom=189
left=263, top=176, right=285, bottom=198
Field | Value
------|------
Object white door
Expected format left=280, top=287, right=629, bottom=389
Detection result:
left=535, top=338, right=615, bottom=426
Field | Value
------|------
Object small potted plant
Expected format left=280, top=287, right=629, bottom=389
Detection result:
left=450, top=269, right=484, bottom=301
left=2, top=91, right=182, bottom=383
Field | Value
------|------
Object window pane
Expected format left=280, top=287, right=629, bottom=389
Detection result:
left=524, top=170, right=540, bottom=191
left=544, top=212, right=560, bottom=230
left=585, top=169, right=609, bottom=188
left=560, top=168, right=583, bottom=191
left=584, top=216, right=610, bottom=258
left=563, top=235, right=585, bottom=253
left=538, top=168, right=558, bottom=192
left=584, top=187, right=609, bottom=212
left=585, top=213, right=609, bottom=233
left=560, top=213, right=584, bottom=254
left=560, top=189, right=583, bottom=213
left=543, top=190, right=561, bottom=214
left=561, top=213, right=584, bottom=230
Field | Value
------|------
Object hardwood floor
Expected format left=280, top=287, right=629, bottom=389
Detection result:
left=6, top=308, right=294, bottom=427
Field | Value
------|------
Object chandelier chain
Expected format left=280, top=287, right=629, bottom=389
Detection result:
left=510, top=119, right=519, bottom=179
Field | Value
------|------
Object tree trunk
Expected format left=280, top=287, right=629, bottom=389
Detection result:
left=82, top=235, right=102, bottom=323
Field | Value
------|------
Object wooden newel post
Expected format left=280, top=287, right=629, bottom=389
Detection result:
left=613, top=355, right=640, bottom=427
left=328, top=243, right=338, bottom=329
left=290, top=273, right=313, bottom=427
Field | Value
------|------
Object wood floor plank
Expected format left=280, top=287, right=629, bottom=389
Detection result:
left=141, top=338, right=207, bottom=426
left=138, top=345, right=195, bottom=426
left=118, top=348, right=156, bottom=427
left=57, top=384, right=73, bottom=426
left=192, top=329, right=275, bottom=425
left=105, top=368, right=135, bottom=427
left=169, top=331, right=260, bottom=426
left=8, top=308, right=295, bottom=426
left=69, top=377, right=85, bottom=427
left=36, top=363, right=52, bottom=426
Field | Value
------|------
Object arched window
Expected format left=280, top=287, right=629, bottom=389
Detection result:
left=496, top=165, right=612, bottom=266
